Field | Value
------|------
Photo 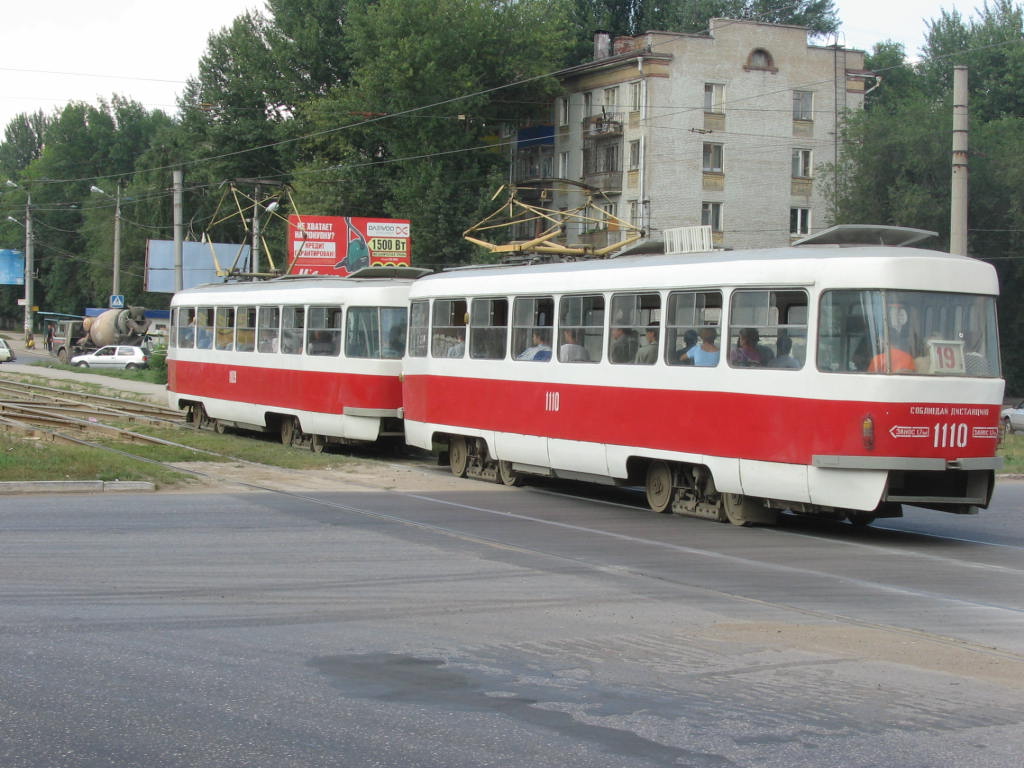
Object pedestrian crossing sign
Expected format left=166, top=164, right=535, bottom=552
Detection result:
left=110, top=294, right=125, bottom=309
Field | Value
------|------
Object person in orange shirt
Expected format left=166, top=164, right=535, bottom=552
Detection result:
left=868, top=345, right=916, bottom=373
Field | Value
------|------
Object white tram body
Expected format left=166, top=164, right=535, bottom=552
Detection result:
left=167, top=272, right=421, bottom=446
left=402, top=236, right=1003, bottom=523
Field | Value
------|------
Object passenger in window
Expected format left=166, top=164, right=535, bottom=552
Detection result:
left=559, top=329, right=589, bottom=362
left=447, top=329, right=466, bottom=358
left=731, top=327, right=774, bottom=367
left=610, top=326, right=638, bottom=363
left=634, top=324, right=659, bottom=364
left=868, top=303, right=916, bottom=373
left=675, top=329, right=699, bottom=364
left=517, top=329, right=552, bottom=361
left=685, top=327, right=720, bottom=366
left=770, top=335, right=801, bottom=368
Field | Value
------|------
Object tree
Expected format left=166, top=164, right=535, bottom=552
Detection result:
left=293, top=0, right=574, bottom=267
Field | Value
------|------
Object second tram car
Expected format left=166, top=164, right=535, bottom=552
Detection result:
left=402, top=228, right=1004, bottom=525
left=167, top=269, right=427, bottom=449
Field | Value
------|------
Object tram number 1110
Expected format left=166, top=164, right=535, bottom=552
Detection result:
left=934, top=422, right=968, bottom=448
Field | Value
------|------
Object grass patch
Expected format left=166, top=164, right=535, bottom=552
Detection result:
left=0, top=431, right=196, bottom=486
left=32, top=359, right=167, bottom=385
left=998, top=432, right=1024, bottom=474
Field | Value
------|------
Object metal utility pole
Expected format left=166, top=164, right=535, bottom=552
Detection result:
left=173, top=169, right=184, bottom=292
left=950, top=66, right=969, bottom=256
left=251, top=183, right=261, bottom=275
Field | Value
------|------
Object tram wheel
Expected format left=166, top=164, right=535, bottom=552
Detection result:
left=213, top=420, right=227, bottom=434
left=280, top=417, right=300, bottom=446
left=645, top=461, right=674, bottom=513
left=310, top=434, right=326, bottom=453
left=498, top=460, right=520, bottom=487
left=722, top=493, right=756, bottom=526
left=1003, top=416, right=1014, bottom=435
left=449, top=436, right=469, bottom=478
left=188, top=404, right=206, bottom=428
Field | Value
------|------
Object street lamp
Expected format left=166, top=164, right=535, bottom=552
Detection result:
left=5, top=180, right=33, bottom=341
left=90, top=184, right=122, bottom=297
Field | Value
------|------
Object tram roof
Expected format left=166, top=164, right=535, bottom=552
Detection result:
left=412, top=244, right=998, bottom=297
left=171, top=273, right=422, bottom=304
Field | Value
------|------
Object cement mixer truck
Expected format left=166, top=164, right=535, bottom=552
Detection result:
left=50, top=307, right=151, bottom=363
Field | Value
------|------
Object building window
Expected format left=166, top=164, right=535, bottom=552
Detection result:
left=746, top=48, right=775, bottom=70
left=704, top=83, right=724, bottom=114
left=702, top=202, right=723, bottom=232
left=629, top=200, right=642, bottom=228
left=583, top=91, right=593, bottom=118
left=628, top=140, right=641, bottom=170
left=603, top=86, right=619, bottom=111
left=793, top=90, right=813, bottom=121
left=599, top=201, right=618, bottom=230
left=559, top=97, right=569, bottom=126
left=792, top=149, right=812, bottom=178
left=559, top=151, right=569, bottom=178
left=790, top=207, right=811, bottom=235
left=702, top=143, right=723, bottom=173
left=629, top=81, right=643, bottom=113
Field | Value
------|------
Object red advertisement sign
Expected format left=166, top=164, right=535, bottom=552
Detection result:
left=288, top=215, right=411, bottom=276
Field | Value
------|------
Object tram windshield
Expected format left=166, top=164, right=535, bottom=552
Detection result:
left=818, top=290, right=1000, bottom=377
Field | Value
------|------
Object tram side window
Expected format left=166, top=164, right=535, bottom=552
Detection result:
left=470, top=298, right=508, bottom=360
left=257, top=306, right=280, bottom=353
left=513, top=296, right=554, bottom=361
left=817, top=290, right=1000, bottom=377
left=344, top=306, right=406, bottom=359
left=666, top=291, right=722, bottom=366
left=558, top=294, right=603, bottom=363
left=236, top=306, right=256, bottom=352
left=728, top=289, right=808, bottom=369
left=609, top=292, right=661, bottom=365
left=308, top=306, right=343, bottom=356
left=432, top=298, right=468, bottom=358
left=175, top=307, right=196, bottom=349
left=281, top=307, right=305, bottom=355
left=408, top=301, right=429, bottom=357
left=196, top=307, right=215, bottom=350
left=215, top=307, right=235, bottom=351
left=381, top=307, right=408, bottom=358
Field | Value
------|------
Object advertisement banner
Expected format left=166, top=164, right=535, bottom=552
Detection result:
left=288, top=215, right=411, bottom=276
left=145, top=240, right=251, bottom=293
left=0, top=249, right=25, bottom=286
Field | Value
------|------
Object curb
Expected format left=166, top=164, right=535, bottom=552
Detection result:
left=0, top=480, right=155, bottom=494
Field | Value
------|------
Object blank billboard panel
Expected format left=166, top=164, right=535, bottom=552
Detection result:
left=0, top=249, right=25, bottom=286
left=145, top=240, right=252, bottom=293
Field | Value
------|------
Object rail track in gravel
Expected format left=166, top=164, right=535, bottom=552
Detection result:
left=0, top=373, right=187, bottom=447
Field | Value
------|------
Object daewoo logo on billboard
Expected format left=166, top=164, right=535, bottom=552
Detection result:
left=288, top=215, right=411, bottom=276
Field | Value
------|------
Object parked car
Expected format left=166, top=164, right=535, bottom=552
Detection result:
left=70, top=345, right=149, bottom=370
left=1002, top=400, right=1024, bottom=434
left=0, top=337, right=14, bottom=363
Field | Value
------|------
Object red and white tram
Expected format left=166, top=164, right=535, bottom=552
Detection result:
left=402, top=227, right=1004, bottom=525
left=167, top=269, right=427, bottom=449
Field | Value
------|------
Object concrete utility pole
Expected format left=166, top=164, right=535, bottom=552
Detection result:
left=950, top=65, right=969, bottom=257
left=173, top=169, right=184, bottom=292
left=5, top=180, right=33, bottom=338
left=90, top=184, right=123, bottom=296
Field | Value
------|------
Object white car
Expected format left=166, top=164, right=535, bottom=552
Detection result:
left=0, top=337, right=14, bottom=363
left=70, top=345, right=149, bottom=370
left=1002, top=400, right=1024, bottom=434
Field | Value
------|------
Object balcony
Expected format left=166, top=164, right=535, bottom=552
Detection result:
left=581, top=113, right=624, bottom=138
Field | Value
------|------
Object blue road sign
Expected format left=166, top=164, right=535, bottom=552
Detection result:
left=110, top=294, right=125, bottom=309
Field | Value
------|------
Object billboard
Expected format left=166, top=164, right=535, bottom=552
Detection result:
left=288, top=215, right=411, bottom=276
left=145, top=240, right=252, bottom=293
left=0, top=249, right=25, bottom=286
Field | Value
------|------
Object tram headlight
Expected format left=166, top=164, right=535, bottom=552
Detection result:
left=862, top=414, right=875, bottom=451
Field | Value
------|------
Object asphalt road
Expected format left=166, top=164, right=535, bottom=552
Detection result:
left=1, top=478, right=1022, bottom=768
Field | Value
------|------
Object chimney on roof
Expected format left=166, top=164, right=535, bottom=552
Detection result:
left=593, top=30, right=611, bottom=60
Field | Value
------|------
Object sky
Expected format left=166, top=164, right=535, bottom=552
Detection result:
left=0, top=1, right=988, bottom=133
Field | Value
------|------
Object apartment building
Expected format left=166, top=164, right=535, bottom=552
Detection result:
left=518, top=18, right=868, bottom=251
